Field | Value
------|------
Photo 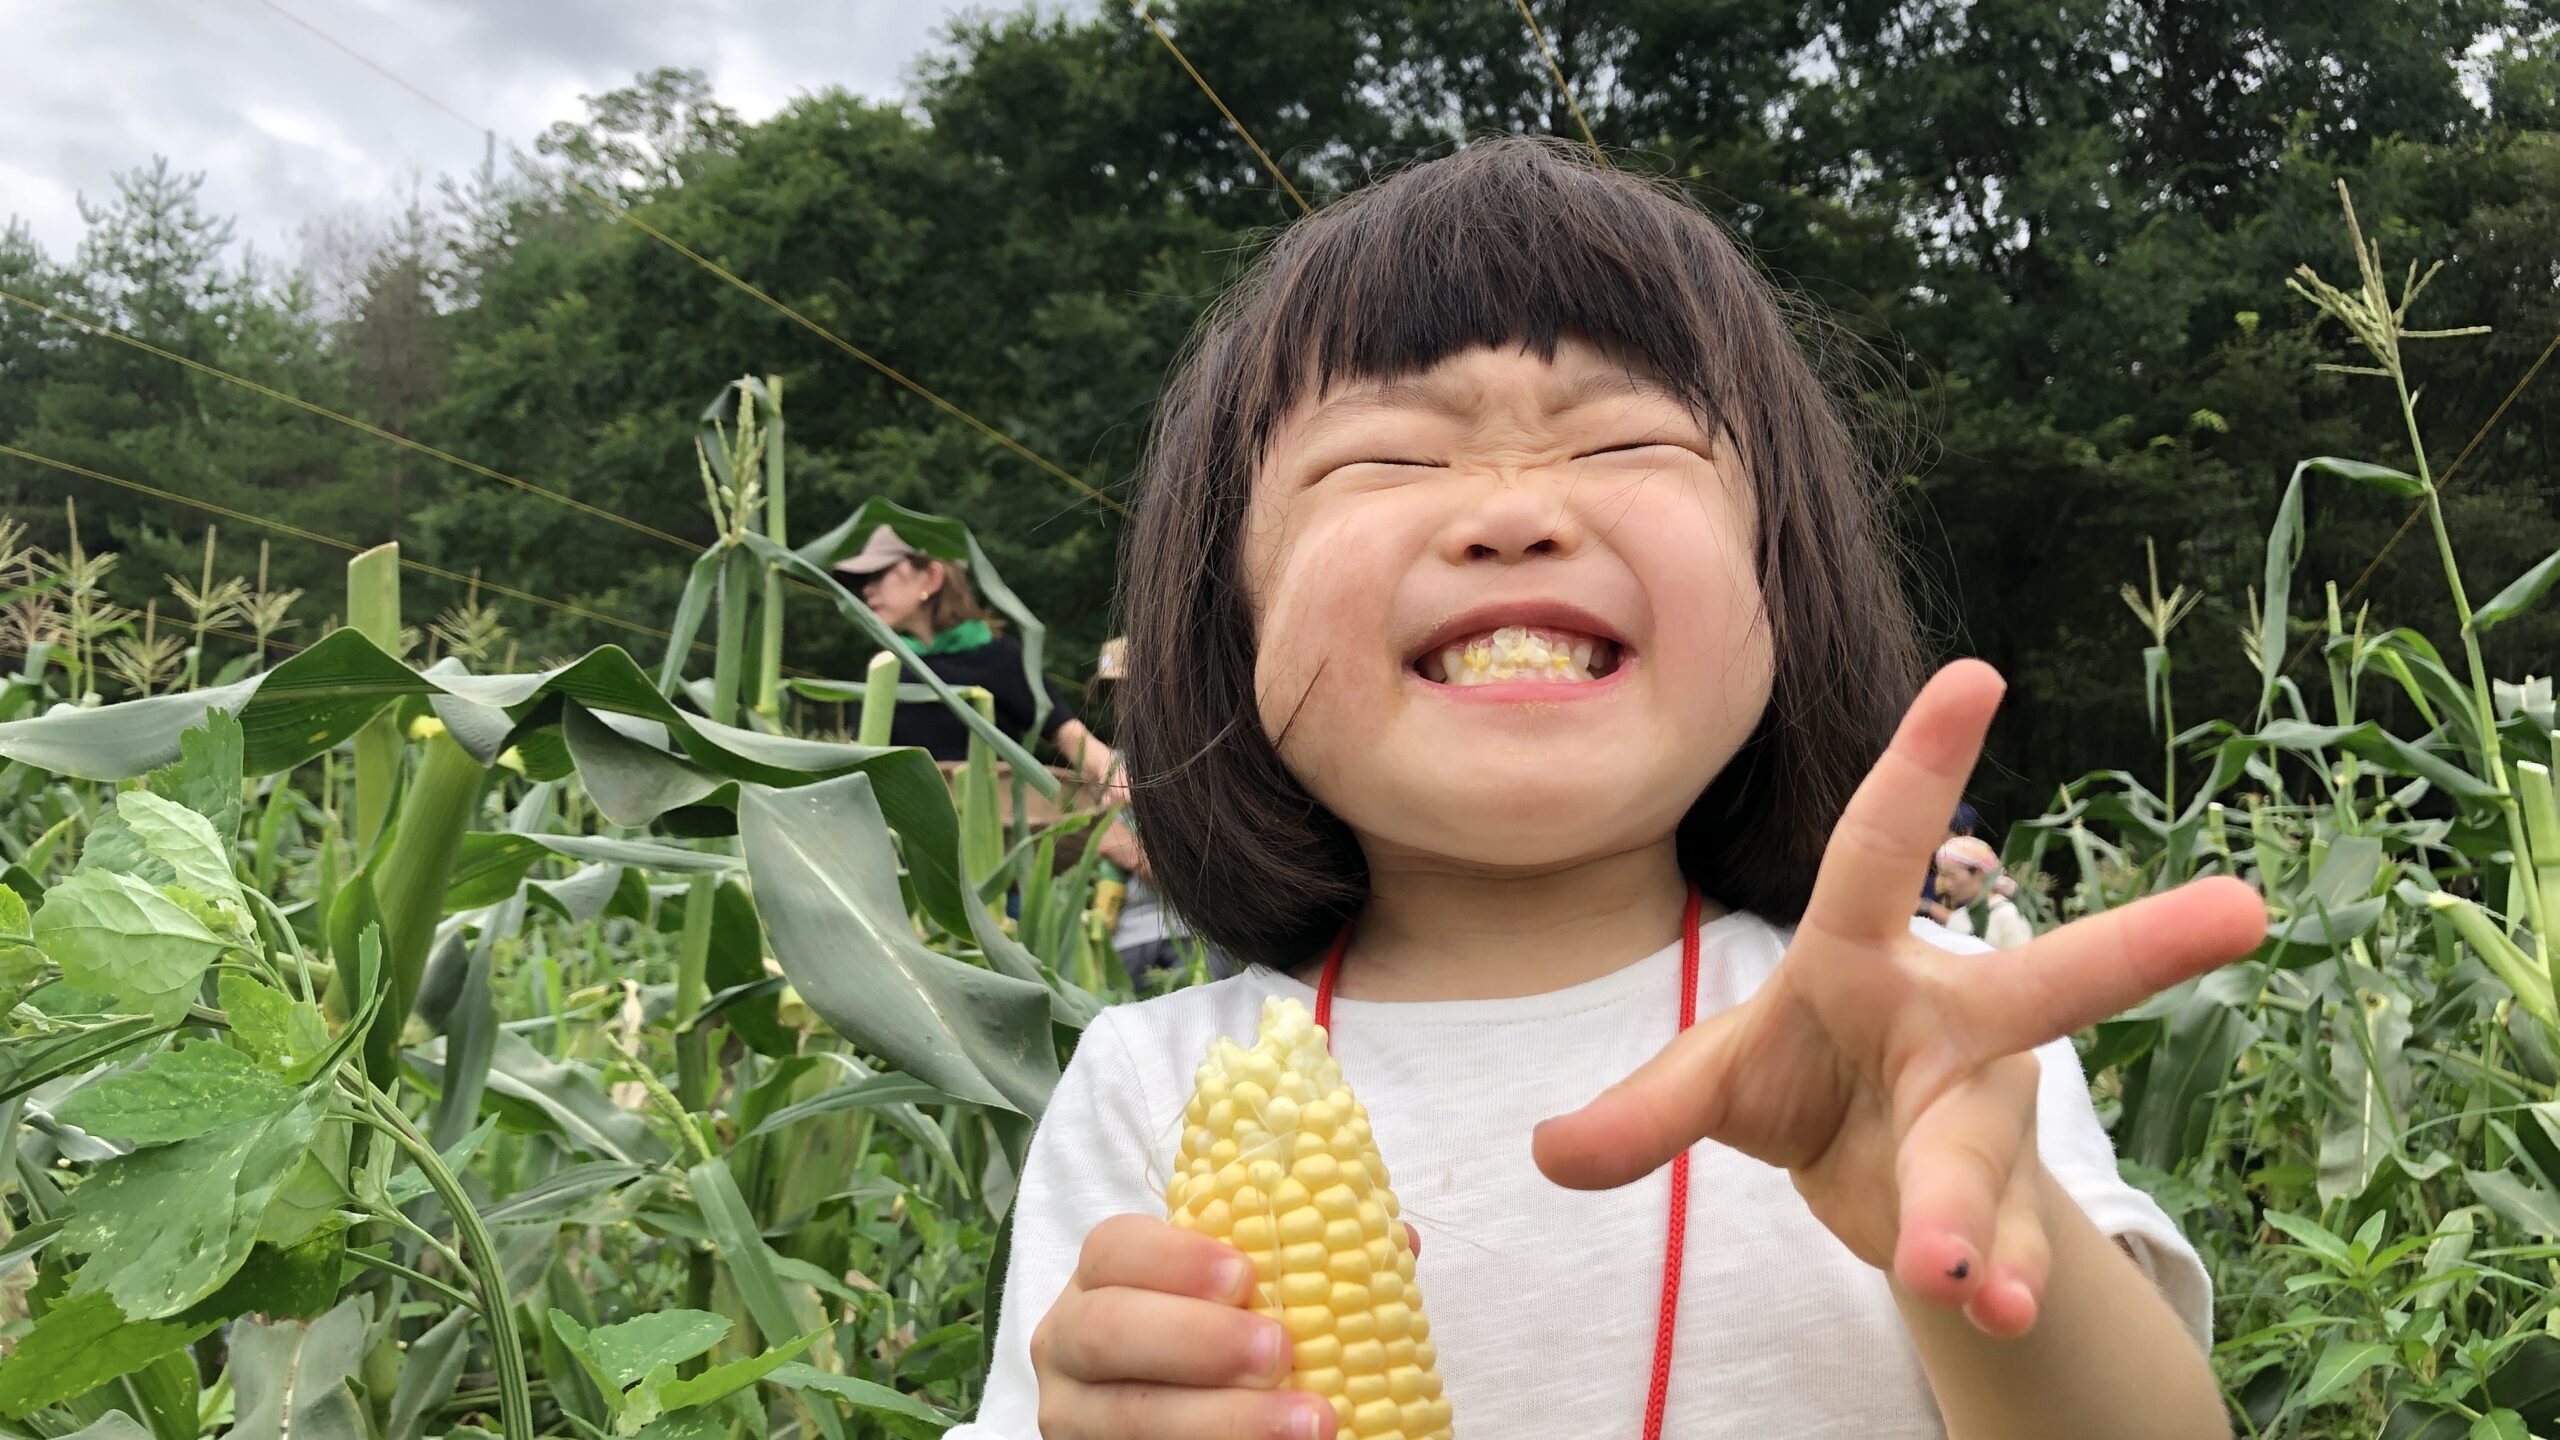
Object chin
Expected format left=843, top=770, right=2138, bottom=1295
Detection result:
left=1344, top=767, right=1692, bottom=871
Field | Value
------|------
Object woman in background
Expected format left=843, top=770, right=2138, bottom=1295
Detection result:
left=832, top=524, right=1123, bottom=800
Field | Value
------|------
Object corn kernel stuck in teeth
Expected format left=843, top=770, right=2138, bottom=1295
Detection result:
left=1421, top=624, right=1609, bottom=686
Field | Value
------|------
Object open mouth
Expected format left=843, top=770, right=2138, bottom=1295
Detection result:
left=1412, top=624, right=1625, bottom=687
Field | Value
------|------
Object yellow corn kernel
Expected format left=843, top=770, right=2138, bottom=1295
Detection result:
left=1166, top=997, right=1451, bottom=1439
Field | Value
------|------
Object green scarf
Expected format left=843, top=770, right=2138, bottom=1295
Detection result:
left=904, top=619, right=993, bottom=656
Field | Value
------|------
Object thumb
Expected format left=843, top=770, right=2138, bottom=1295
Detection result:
left=1531, top=1000, right=1774, bottom=1191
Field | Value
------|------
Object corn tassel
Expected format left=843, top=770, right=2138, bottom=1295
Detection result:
left=1168, top=997, right=1452, bottom=1439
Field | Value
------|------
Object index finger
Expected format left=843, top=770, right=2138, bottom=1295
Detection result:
left=1801, top=660, right=2005, bottom=946
left=1077, top=1213, right=1260, bottom=1304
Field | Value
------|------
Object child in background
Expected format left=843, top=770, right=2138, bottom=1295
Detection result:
left=1089, top=637, right=1233, bottom=983
left=1929, top=836, right=2036, bottom=950
left=949, top=138, right=2263, bottom=1440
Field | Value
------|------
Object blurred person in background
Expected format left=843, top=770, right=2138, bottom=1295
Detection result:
left=1089, top=636, right=1231, bottom=982
left=1927, top=835, right=2034, bottom=949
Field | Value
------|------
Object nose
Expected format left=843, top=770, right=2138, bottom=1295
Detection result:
left=1440, top=475, right=1586, bottom=566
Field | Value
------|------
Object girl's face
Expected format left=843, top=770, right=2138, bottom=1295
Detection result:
left=859, top=559, right=940, bottom=636
left=1242, top=339, right=1773, bottom=874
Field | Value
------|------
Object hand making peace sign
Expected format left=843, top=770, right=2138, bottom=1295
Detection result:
left=1531, top=660, right=2268, bottom=1339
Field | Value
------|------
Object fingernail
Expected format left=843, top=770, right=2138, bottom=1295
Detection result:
left=2001, top=1279, right=2038, bottom=1321
left=1249, top=1323, right=1287, bottom=1380
left=1221, top=1255, right=1257, bottom=1301
left=1290, top=1402, right=1329, bottom=1440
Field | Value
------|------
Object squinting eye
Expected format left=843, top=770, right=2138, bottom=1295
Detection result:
left=1582, top=441, right=1678, bottom=459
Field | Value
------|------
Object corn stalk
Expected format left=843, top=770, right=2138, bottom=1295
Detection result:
left=347, top=544, right=403, bottom=858
left=2289, top=181, right=2550, bottom=974
left=858, top=649, right=899, bottom=746
left=756, top=374, right=788, bottom=720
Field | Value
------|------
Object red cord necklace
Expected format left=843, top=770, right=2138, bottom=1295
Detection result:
left=1313, top=888, right=1702, bottom=1440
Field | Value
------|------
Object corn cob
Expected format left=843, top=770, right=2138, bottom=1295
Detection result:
left=1167, top=996, right=1452, bottom=1439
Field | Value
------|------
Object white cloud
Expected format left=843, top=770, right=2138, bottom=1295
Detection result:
left=0, top=0, right=1018, bottom=265
left=0, top=160, right=83, bottom=248
left=243, top=105, right=370, bottom=167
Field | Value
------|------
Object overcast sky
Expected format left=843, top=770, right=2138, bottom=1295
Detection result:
left=2, top=0, right=1028, bottom=266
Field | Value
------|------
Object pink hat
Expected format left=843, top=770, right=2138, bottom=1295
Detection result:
left=1935, top=836, right=2001, bottom=877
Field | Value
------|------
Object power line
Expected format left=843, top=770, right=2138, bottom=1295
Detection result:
left=1129, top=3, right=1310, bottom=214
left=2279, top=324, right=2560, bottom=678
left=0, top=288, right=705, bottom=555
left=1511, top=0, right=1606, bottom=164
left=247, top=0, right=1130, bottom=520
left=0, top=439, right=721, bottom=659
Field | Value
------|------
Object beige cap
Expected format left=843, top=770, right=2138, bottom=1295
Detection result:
left=829, top=524, right=923, bottom=579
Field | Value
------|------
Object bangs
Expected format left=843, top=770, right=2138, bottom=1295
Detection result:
left=1225, top=140, right=1741, bottom=460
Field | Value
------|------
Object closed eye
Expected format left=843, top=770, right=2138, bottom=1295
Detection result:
left=1580, top=440, right=1687, bottom=459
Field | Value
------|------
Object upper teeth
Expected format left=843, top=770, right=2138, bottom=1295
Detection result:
left=1423, top=625, right=1606, bottom=685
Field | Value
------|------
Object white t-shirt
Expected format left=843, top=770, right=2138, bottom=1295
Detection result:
left=1946, top=894, right=2035, bottom=950
left=949, top=912, right=2208, bottom=1439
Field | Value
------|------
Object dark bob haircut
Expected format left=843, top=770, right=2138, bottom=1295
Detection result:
left=1119, top=136, right=1923, bottom=971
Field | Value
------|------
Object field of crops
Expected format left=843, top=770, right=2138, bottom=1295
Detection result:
left=0, top=197, right=2556, bottom=1440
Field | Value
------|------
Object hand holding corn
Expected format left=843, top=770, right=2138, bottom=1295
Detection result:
left=1029, top=1001, right=1430, bottom=1440
left=1532, top=660, right=2267, bottom=1337
left=1028, top=1210, right=1331, bottom=1440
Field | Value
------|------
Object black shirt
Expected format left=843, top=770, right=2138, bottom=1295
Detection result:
left=887, top=633, right=1075, bottom=762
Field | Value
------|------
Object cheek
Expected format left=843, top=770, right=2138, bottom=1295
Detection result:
left=1243, top=499, right=1408, bottom=738
left=1640, top=490, right=1773, bottom=703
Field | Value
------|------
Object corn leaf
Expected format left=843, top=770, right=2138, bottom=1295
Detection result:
left=2121, top=967, right=2264, bottom=1172
left=227, top=1297, right=369, bottom=1440
left=50, top=1414, right=151, bottom=1440
left=443, top=831, right=739, bottom=913
left=2305, top=456, right=2426, bottom=497
left=687, top=1158, right=846, bottom=1440
left=2474, top=546, right=2560, bottom=633
left=407, top=1029, right=666, bottom=1165
left=2318, top=986, right=2413, bottom=1203
left=765, top=1364, right=954, bottom=1431
left=740, top=775, right=1057, bottom=1115
left=385, top=1311, right=472, bottom=1440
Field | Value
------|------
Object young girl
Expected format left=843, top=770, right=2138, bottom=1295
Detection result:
left=947, top=138, right=2266, bottom=1440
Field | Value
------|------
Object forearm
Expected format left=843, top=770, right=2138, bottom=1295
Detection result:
left=1052, top=719, right=1119, bottom=786
left=1896, top=1164, right=2227, bottom=1440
